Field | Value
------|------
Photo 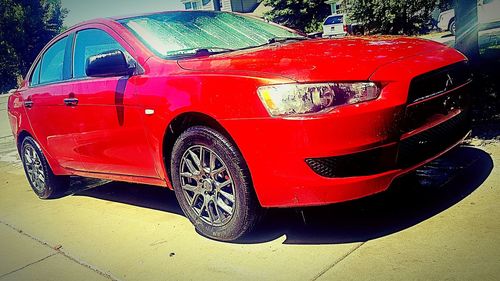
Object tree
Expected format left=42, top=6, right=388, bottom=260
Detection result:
left=348, top=0, right=437, bottom=35
left=0, top=0, right=67, bottom=93
left=262, top=0, right=331, bottom=33
left=438, top=0, right=454, bottom=10
left=0, top=0, right=23, bottom=92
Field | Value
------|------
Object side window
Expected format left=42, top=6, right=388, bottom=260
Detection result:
left=73, top=29, right=127, bottom=78
left=39, top=37, right=68, bottom=84
left=30, top=60, right=41, bottom=86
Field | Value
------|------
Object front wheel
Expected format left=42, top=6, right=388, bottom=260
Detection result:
left=20, top=136, right=69, bottom=199
left=170, top=126, right=262, bottom=241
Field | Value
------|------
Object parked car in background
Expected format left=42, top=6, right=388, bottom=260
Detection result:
left=438, top=9, right=455, bottom=35
left=438, top=0, right=500, bottom=35
left=478, top=0, right=500, bottom=29
left=322, top=14, right=347, bottom=37
left=8, top=11, right=472, bottom=241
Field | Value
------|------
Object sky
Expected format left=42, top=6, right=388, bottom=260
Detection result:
left=61, top=0, right=184, bottom=26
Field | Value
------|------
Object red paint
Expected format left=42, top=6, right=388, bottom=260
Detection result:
left=8, top=13, right=469, bottom=207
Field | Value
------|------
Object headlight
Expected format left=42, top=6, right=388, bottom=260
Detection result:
left=257, top=82, right=380, bottom=117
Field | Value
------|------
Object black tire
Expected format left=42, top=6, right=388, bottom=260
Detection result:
left=449, top=19, right=456, bottom=36
left=170, top=126, right=262, bottom=241
left=20, top=136, right=69, bottom=199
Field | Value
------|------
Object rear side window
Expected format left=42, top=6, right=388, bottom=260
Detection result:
left=39, top=37, right=68, bottom=84
left=324, top=15, right=343, bottom=25
left=73, top=29, right=127, bottom=78
left=30, top=60, right=41, bottom=86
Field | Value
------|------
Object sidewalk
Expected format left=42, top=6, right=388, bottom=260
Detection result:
left=0, top=94, right=13, bottom=140
left=0, top=223, right=111, bottom=281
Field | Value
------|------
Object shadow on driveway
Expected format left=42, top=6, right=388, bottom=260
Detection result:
left=70, top=146, right=493, bottom=245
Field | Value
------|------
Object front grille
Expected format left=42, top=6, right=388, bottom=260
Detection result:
left=408, top=61, right=472, bottom=104
left=305, top=112, right=469, bottom=178
left=403, top=82, right=470, bottom=133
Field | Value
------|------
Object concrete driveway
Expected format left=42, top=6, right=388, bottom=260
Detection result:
left=423, top=28, right=500, bottom=52
left=0, top=94, right=499, bottom=280
left=421, top=31, right=455, bottom=46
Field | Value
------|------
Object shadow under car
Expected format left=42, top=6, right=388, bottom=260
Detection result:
left=68, top=145, right=493, bottom=245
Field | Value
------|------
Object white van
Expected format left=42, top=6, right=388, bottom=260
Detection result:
left=322, top=14, right=347, bottom=37
left=438, top=0, right=500, bottom=35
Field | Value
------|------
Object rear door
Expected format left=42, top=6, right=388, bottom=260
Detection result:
left=67, top=27, right=157, bottom=177
left=23, top=35, right=83, bottom=170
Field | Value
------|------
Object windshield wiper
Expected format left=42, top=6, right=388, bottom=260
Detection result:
left=228, top=36, right=308, bottom=53
left=165, top=47, right=234, bottom=59
left=267, top=36, right=308, bottom=44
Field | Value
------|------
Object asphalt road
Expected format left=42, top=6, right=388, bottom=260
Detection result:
left=0, top=94, right=499, bottom=280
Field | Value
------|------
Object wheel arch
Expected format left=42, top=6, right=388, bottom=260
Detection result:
left=16, top=130, right=33, bottom=153
left=162, top=112, right=246, bottom=185
left=16, top=130, right=70, bottom=175
left=448, top=17, right=455, bottom=30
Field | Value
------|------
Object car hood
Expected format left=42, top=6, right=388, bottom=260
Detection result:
left=177, top=37, right=451, bottom=82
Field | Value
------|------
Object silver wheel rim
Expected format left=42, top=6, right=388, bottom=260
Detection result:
left=23, top=144, right=45, bottom=192
left=179, top=145, right=236, bottom=226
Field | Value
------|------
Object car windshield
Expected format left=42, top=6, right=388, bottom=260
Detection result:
left=118, top=11, right=304, bottom=58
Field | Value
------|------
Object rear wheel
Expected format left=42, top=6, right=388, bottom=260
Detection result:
left=449, top=19, right=456, bottom=35
left=170, top=126, right=262, bottom=241
left=21, top=137, right=69, bottom=199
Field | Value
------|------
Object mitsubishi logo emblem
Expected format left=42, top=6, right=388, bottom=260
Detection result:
left=443, top=96, right=453, bottom=113
left=445, top=73, right=454, bottom=91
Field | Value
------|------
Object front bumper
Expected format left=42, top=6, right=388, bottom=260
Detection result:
left=223, top=117, right=469, bottom=208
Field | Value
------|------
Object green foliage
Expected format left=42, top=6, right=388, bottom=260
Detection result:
left=438, top=0, right=454, bottom=11
left=0, top=0, right=67, bottom=92
left=262, top=0, right=331, bottom=33
left=348, top=0, right=437, bottom=35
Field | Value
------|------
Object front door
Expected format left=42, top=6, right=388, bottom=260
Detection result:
left=68, top=27, right=157, bottom=178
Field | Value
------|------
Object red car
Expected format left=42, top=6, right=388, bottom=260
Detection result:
left=8, top=11, right=471, bottom=241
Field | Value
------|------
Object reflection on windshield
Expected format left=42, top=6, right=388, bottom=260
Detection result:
left=119, top=11, right=303, bottom=57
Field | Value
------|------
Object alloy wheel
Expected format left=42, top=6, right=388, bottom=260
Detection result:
left=23, top=144, right=45, bottom=192
left=179, top=145, right=236, bottom=226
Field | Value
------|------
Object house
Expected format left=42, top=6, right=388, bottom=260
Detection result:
left=325, top=0, right=352, bottom=15
left=180, top=0, right=260, bottom=13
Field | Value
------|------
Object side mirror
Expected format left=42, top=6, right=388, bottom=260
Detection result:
left=85, top=49, right=136, bottom=77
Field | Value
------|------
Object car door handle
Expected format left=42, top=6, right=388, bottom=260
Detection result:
left=63, top=97, right=79, bottom=106
left=24, top=100, right=33, bottom=108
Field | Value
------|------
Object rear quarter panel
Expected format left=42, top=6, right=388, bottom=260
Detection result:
left=7, top=91, right=26, bottom=139
left=8, top=90, right=70, bottom=175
